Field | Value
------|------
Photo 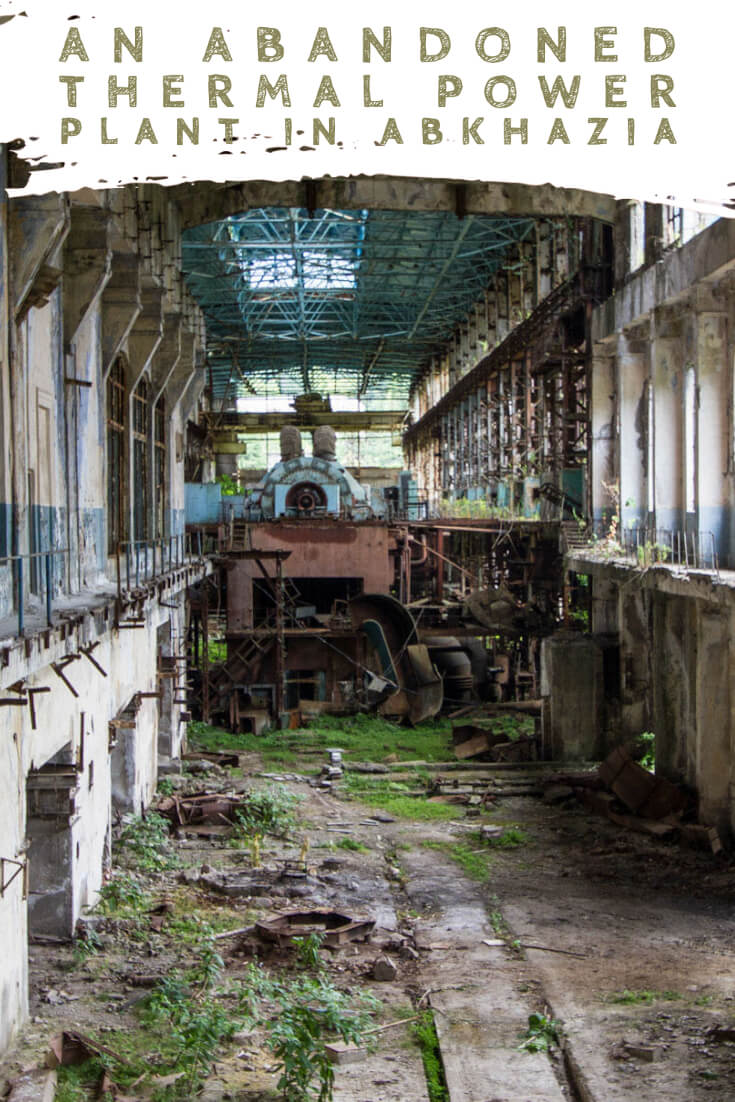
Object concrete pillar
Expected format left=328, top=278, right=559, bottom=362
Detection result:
left=694, top=606, right=731, bottom=832
left=644, top=203, right=664, bottom=266
left=590, top=344, right=617, bottom=526
left=652, top=592, right=695, bottom=784
left=650, top=308, right=684, bottom=533
left=617, top=332, right=648, bottom=529
left=619, top=587, right=652, bottom=741
left=690, top=291, right=729, bottom=564
left=613, top=200, right=644, bottom=286
left=590, top=576, right=618, bottom=635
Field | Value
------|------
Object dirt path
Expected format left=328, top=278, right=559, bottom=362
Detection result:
left=4, top=757, right=735, bottom=1102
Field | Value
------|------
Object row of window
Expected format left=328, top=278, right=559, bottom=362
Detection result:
left=106, top=358, right=167, bottom=553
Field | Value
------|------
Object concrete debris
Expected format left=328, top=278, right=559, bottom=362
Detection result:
left=371, top=954, right=398, bottom=981
left=706, top=1025, right=735, bottom=1042
left=182, top=750, right=240, bottom=769
left=572, top=746, right=724, bottom=852
left=681, top=823, right=723, bottom=855
left=621, top=1041, right=665, bottom=1062
left=325, top=1040, right=369, bottom=1065
left=599, top=746, right=687, bottom=820
left=7, top=1070, right=57, bottom=1102
left=542, top=784, right=575, bottom=804
left=452, top=721, right=537, bottom=763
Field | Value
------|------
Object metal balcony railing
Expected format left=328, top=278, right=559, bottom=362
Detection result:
left=115, top=533, right=204, bottom=598
left=0, top=549, right=69, bottom=635
left=582, top=524, right=720, bottom=576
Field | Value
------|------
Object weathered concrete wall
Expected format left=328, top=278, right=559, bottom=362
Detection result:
left=541, top=632, right=605, bottom=761
left=0, top=148, right=11, bottom=616
left=567, top=556, right=735, bottom=835
left=0, top=179, right=207, bottom=1058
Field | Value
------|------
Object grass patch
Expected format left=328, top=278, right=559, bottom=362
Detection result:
left=605, top=989, right=683, bottom=1005
left=413, top=1010, right=449, bottom=1102
left=423, top=835, right=494, bottom=882
left=343, top=774, right=457, bottom=821
left=487, top=826, right=531, bottom=848
left=188, top=714, right=454, bottom=766
left=56, top=1061, right=107, bottom=1102
left=335, top=836, right=370, bottom=853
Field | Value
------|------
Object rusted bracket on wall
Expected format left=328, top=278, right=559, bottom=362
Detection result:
left=27, top=687, right=51, bottom=730
left=0, top=856, right=27, bottom=899
left=81, top=643, right=108, bottom=678
left=64, top=376, right=93, bottom=388
left=51, top=655, right=81, bottom=698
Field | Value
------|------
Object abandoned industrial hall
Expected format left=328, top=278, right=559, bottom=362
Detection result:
left=3, top=136, right=735, bottom=1101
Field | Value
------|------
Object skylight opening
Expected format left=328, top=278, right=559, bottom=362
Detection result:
left=242, top=250, right=357, bottom=291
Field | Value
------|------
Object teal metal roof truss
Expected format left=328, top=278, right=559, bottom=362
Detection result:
left=182, top=207, right=536, bottom=405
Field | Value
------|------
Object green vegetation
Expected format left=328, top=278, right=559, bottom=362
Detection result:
left=423, top=837, right=493, bottom=882
left=293, top=931, right=326, bottom=972
left=334, top=836, right=370, bottom=852
left=344, top=774, right=457, bottom=821
left=232, top=784, right=301, bottom=840
left=518, top=1012, right=560, bottom=1054
left=636, top=731, right=656, bottom=773
left=436, top=497, right=516, bottom=520
left=487, top=826, right=531, bottom=848
left=56, top=1062, right=107, bottom=1102
left=489, top=898, right=509, bottom=938
left=413, top=1010, right=449, bottom=1102
left=242, top=964, right=379, bottom=1102
left=116, top=811, right=179, bottom=873
left=139, top=927, right=237, bottom=1093
left=206, top=638, right=228, bottom=663
left=72, top=926, right=101, bottom=966
left=188, top=714, right=454, bottom=766
left=423, top=828, right=530, bottom=881
left=96, top=873, right=149, bottom=916
left=605, top=989, right=683, bottom=1005
left=216, top=472, right=239, bottom=495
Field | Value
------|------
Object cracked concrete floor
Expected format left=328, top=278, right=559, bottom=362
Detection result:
left=4, top=758, right=735, bottom=1102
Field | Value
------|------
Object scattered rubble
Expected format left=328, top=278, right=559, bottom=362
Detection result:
left=547, top=746, right=724, bottom=854
left=371, top=954, right=398, bottom=981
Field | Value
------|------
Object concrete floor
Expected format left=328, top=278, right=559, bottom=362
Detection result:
left=3, top=757, right=735, bottom=1102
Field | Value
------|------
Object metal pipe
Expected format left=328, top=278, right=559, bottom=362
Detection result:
left=45, top=553, right=52, bottom=626
left=17, top=557, right=23, bottom=636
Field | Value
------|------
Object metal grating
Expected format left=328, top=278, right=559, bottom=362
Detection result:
left=182, top=207, right=537, bottom=406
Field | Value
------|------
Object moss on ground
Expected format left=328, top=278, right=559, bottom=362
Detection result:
left=188, top=713, right=455, bottom=766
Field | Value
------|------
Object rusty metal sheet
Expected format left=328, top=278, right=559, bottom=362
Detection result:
left=255, top=909, right=375, bottom=948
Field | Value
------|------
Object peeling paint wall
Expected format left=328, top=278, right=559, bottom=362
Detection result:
left=0, top=176, right=207, bottom=1057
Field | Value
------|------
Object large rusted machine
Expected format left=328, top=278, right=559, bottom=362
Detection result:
left=186, top=425, right=566, bottom=731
